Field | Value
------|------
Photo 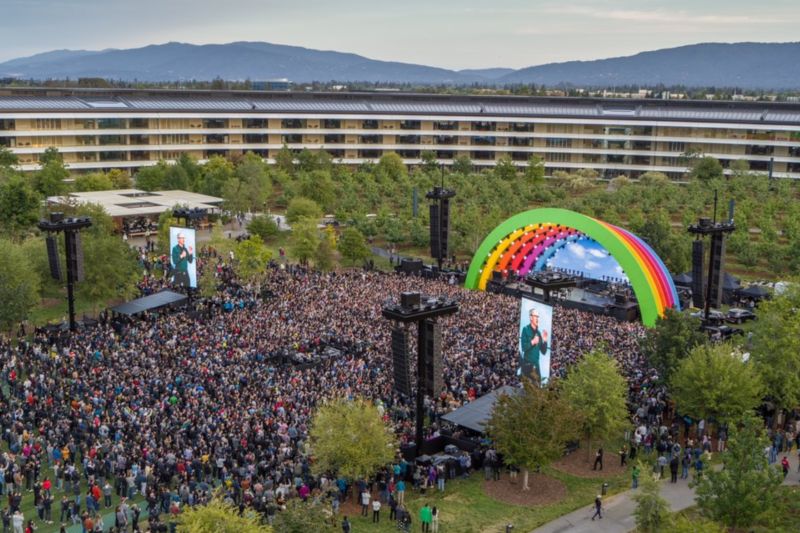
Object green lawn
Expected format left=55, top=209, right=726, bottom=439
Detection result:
left=344, top=466, right=630, bottom=533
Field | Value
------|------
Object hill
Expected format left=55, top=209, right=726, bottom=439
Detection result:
left=1, top=41, right=798, bottom=89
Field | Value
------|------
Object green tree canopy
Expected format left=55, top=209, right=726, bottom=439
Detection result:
left=234, top=235, right=272, bottom=284
left=671, top=342, right=763, bottom=424
left=0, top=239, right=40, bottom=332
left=337, top=227, right=371, bottom=266
left=272, top=499, right=336, bottom=533
left=690, top=156, right=724, bottom=181
left=0, top=146, right=19, bottom=167
left=309, top=398, right=397, bottom=481
left=106, top=168, right=132, bottom=189
left=33, top=157, right=69, bottom=197
left=561, top=349, right=629, bottom=456
left=486, top=379, right=581, bottom=490
left=632, top=461, right=670, bottom=533
left=176, top=497, right=272, bottom=533
left=750, top=285, right=800, bottom=427
left=135, top=162, right=167, bottom=191
left=289, top=218, right=320, bottom=266
left=693, top=413, right=784, bottom=529
left=641, top=308, right=707, bottom=385
left=525, top=155, right=545, bottom=183
left=74, top=172, right=114, bottom=192
left=0, top=175, right=41, bottom=237
left=76, top=233, right=140, bottom=311
left=198, top=155, right=234, bottom=197
left=247, top=215, right=279, bottom=243
left=286, top=197, right=322, bottom=225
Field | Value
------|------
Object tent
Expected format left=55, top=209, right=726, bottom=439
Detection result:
left=111, top=290, right=188, bottom=316
left=672, top=273, right=693, bottom=286
left=440, top=386, right=517, bottom=433
left=738, top=285, right=771, bottom=300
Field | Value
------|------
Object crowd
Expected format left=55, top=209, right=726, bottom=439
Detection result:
left=0, top=260, right=669, bottom=532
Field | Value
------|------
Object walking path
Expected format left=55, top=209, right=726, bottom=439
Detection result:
left=531, top=451, right=799, bottom=533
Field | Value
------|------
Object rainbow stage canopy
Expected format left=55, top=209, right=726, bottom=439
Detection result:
left=464, top=208, right=679, bottom=326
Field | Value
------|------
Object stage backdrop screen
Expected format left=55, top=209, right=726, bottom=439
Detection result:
left=169, top=227, right=197, bottom=288
left=518, top=297, right=553, bottom=384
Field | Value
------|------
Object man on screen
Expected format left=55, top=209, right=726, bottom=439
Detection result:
left=520, top=307, right=548, bottom=381
left=171, top=232, right=194, bottom=287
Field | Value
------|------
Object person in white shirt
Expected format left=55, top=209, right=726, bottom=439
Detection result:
left=372, top=499, right=381, bottom=523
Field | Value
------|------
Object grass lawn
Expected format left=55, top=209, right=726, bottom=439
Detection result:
left=343, top=465, right=630, bottom=533
left=670, top=486, right=800, bottom=533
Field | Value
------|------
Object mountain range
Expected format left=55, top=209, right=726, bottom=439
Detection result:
left=1, top=41, right=798, bottom=89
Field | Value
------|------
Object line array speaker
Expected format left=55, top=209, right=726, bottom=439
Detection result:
left=45, top=234, right=62, bottom=281
left=429, top=204, right=441, bottom=260
left=65, top=231, right=85, bottom=283
left=391, top=326, right=412, bottom=397
left=691, top=240, right=705, bottom=309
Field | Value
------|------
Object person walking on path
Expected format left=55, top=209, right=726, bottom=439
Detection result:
left=631, top=465, right=640, bottom=489
left=669, top=455, right=679, bottom=483
left=781, top=456, right=790, bottom=478
left=420, top=503, right=432, bottom=532
left=396, top=479, right=406, bottom=506
left=431, top=506, right=439, bottom=533
left=591, top=495, right=603, bottom=521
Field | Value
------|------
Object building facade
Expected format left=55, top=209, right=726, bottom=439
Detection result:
left=1, top=87, right=799, bottom=179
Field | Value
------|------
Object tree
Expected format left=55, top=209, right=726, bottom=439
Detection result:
left=693, top=413, right=784, bottom=529
left=690, top=156, right=724, bottom=182
left=309, top=398, right=397, bottom=481
left=0, top=175, right=41, bottom=237
left=39, top=146, right=63, bottom=166
left=0, top=239, right=40, bottom=333
left=638, top=171, right=670, bottom=186
left=135, top=163, right=167, bottom=191
left=33, top=158, right=68, bottom=197
left=561, top=349, right=629, bottom=458
left=176, top=497, right=272, bottom=533
left=641, top=308, right=707, bottom=385
left=671, top=342, right=763, bottom=425
left=286, top=197, right=322, bottom=225
left=198, top=266, right=218, bottom=299
left=74, top=172, right=114, bottom=192
left=289, top=218, right=320, bottom=266
left=451, top=154, right=473, bottom=175
left=525, top=155, right=545, bottom=183
left=233, top=152, right=272, bottom=210
left=486, top=379, right=581, bottom=490
left=632, top=461, right=670, bottom=533
left=247, top=215, right=279, bottom=243
left=668, top=515, right=725, bottom=533
left=377, top=152, right=407, bottom=181
left=0, top=146, right=19, bottom=168
left=493, top=156, right=518, bottom=180
left=163, top=163, right=190, bottom=190
left=420, top=151, right=439, bottom=174
left=106, top=168, right=132, bottom=189
left=272, top=499, right=336, bottom=533
left=275, top=144, right=295, bottom=175
left=234, top=235, right=272, bottom=285
left=198, top=156, right=234, bottom=197
left=314, top=236, right=335, bottom=271
left=77, top=233, right=140, bottom=311
left=337, top=227, right=371, bottom=266
left=750, top=285, right=800, bottom=428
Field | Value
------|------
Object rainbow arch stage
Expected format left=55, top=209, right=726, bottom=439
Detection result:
left=464, top=208, right=679, bottom=326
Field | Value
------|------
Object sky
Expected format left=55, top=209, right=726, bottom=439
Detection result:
left=547, top=238, right=628, bottom=283
left=1, top=0, right=799, bottom=69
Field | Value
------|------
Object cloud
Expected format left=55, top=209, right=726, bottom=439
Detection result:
left=584, top=260, right=601, bottom=271
left=567, top=243, right=586, bottom=259
left=540, top=6, right=782, bottom=25
left=588, top=248, right=607, bottom=259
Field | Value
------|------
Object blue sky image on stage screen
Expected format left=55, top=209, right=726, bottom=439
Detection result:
left=545, top=236, right=628, bottom=283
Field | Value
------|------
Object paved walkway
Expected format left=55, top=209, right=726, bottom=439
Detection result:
left=531, top=451, right=799, bottom=533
